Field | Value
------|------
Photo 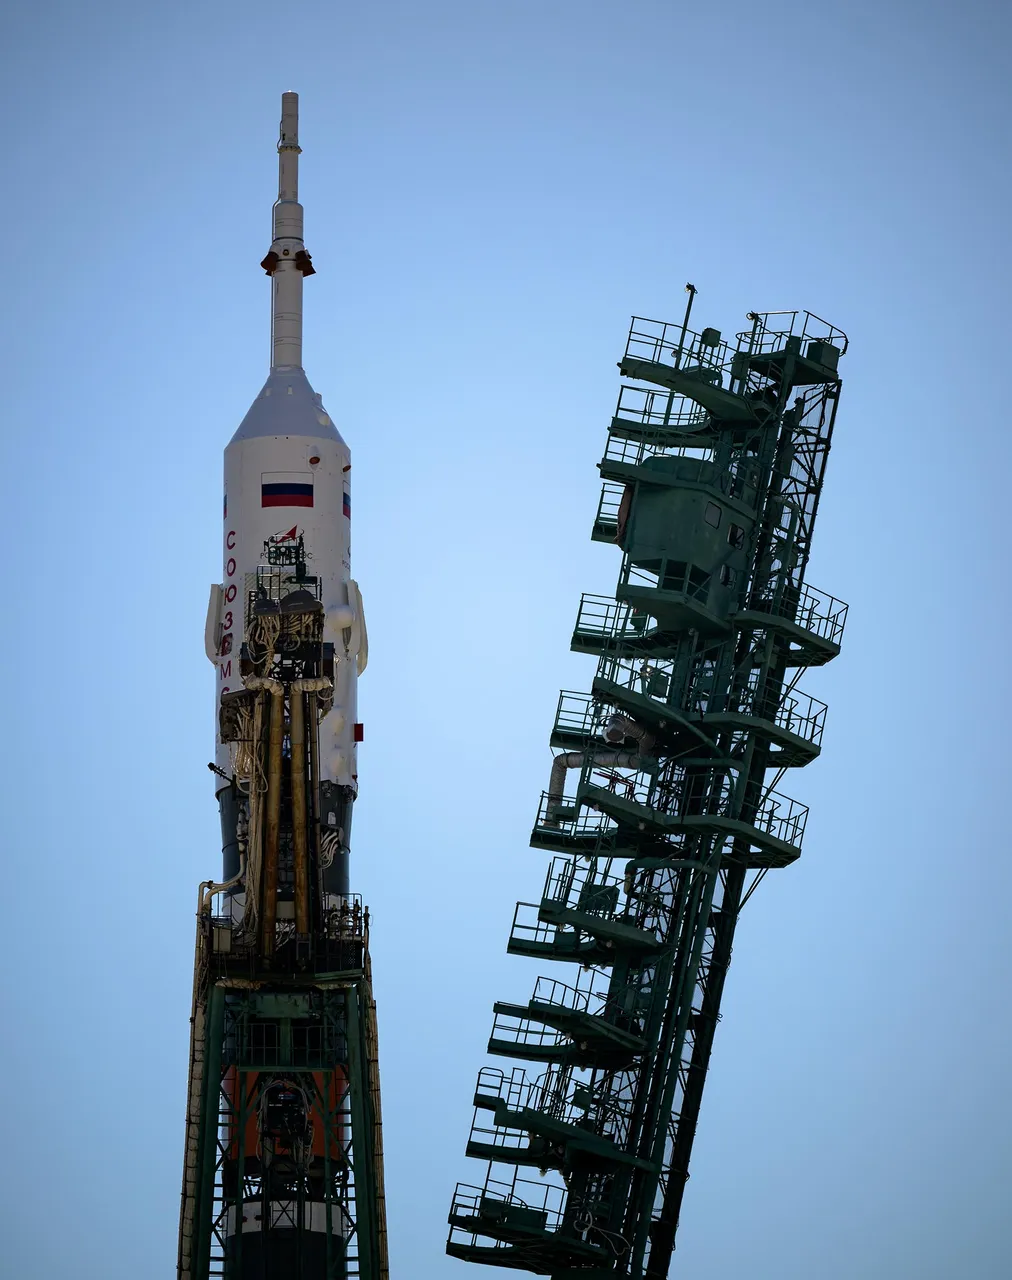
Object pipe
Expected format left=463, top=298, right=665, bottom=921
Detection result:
left=261, top=684, right=284, bottom=957
left=242, top=688, right=269, bottom=936
left=291, top=677, right=332, bottom=927
left=602, top=713, right=655, bottom=753
left=198, top=846, right=246, bottom=913
left=291, top=677, right=332, bottom=694
left=547, top=749, right=641, bottom=816
left=239, top=681, right=281, bottom=939
left=307, top=688, right=321, bottom=928
left=290, top=687, right=310, bottom=936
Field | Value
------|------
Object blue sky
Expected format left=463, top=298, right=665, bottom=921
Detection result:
left=1, top=1, right=1010, bottom=1276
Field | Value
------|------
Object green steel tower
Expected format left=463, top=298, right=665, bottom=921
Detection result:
left=446, top=300, right=848, bottom=1277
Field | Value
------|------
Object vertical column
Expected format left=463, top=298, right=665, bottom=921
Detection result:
left=291, top=689, right=310, bottom=935
left=272, top=90, right=305, bottom=369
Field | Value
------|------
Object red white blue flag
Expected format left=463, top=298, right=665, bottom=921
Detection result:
left=262, top=472, right=313, bottom=508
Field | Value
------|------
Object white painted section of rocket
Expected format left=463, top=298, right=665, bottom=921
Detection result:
left=206, top=92, right=365, bottom=854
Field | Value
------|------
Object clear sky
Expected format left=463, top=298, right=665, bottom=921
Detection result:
left=1, top=1, right=1010, bottom=1277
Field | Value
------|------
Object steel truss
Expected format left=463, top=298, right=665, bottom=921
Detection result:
left=447, top=307, right=848, bottom=1278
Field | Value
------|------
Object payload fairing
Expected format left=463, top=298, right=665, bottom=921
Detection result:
left=180, top=94, right=386, bottom=1280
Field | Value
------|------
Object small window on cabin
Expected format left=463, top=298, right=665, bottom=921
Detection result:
left=687, top=566, right=711, bottom=601
left=720, top=565, right=736, bottom=588
left=661, top=561, right=688, bottom=592
left=727, top=523, right=745, bottom=549
left=704, top=502, right=721, bottom=528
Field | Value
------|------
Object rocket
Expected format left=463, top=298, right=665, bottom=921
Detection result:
left=180, top=94, right=385, bottom=1280
left=205, top=90, right=366, bottom=902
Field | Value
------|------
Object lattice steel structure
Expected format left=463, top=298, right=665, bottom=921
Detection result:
left=178, top=560, right=387, bottom=1280
left=446, top=301, right=848, bottom=1277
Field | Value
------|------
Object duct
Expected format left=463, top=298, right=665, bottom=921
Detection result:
left=290, top=688, right=310, bottom=935
left=292, top=678, right=332, bottom=932
left=547, top=749, right=641, bottom=813
left=291, top=676, right=332, bottom=694
left=239, top=690, right=268, bottom=938
left=307, top=688, right=322, bottom=913
left=198, top=849, right=246, bottom=913
left=545, top=709, right=655, bottom=825
left=602, top=713, right=656, bottom=752
left=261, top=684, right=285, bottom=956
left=244, top=676, right=285, bottom=695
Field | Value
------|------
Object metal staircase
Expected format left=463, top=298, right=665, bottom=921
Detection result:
left=446, top=303, right=848, bottom=1277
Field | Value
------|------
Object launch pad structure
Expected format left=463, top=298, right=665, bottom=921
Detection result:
left=178, top=95, right=387, bottom=1280
left=178, top=93, right=848, bottom=1280
left=445, top=297, right=847, bottom=1277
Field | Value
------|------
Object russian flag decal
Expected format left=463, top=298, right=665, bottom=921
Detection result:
left=343, top=489, right=351, bottom=518
left=262, top=472, right=313, bottom=508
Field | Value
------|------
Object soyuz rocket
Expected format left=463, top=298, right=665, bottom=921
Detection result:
left=205, top=91, right=366, bottom=898
left=180, top=94, right=385, bottom=1280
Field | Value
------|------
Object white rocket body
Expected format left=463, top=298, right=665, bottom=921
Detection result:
left=213, top=376, right=361, bottom=788
left=205, top=92, right=364, bottom=882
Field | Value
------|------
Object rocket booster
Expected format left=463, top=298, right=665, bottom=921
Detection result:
left=205, top=91, right=366, bottom=898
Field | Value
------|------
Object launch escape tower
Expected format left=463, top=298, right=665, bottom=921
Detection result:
left=178, top=95, right=387, bottom=1280
left=446, top=299, right=847, bottom=1277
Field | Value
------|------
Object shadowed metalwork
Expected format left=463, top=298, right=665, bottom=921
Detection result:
left=446, top=304, right=847, bottom=1278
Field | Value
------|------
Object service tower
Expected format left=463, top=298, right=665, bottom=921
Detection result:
left=446, top=299, right=848, bottom=1276
left=178, top=94, right=387, bottom=1280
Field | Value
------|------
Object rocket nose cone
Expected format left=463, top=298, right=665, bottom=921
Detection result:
left=230, top=367, right=346, bottom=445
